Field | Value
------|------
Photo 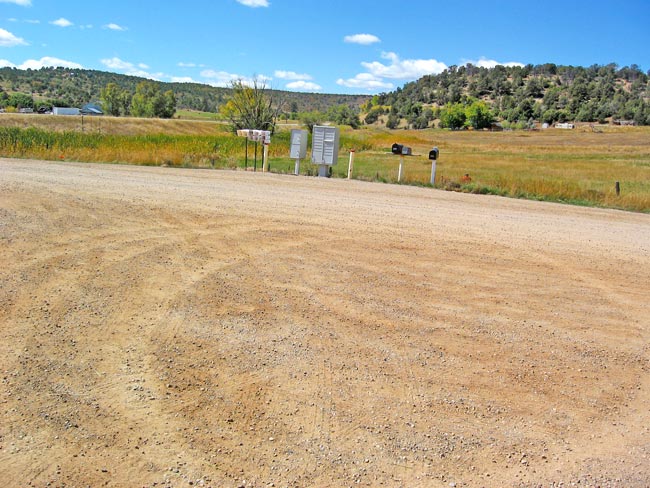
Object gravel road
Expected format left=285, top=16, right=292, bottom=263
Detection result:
left=1, top=158, right=649, bottom=487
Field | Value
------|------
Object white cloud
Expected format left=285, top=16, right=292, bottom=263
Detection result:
left=285, top=80, right=322, bottom=91
left=361, top=51, right=447, bottom=79
left=338, top=51, right=446, bottom=92
left=2, top=56, right=83, bottom=69
left=0, top=0, right=32, bottom=6
left=336, top=73, right=393, bottom=91
left=178, top=61, right=206, bottom=69
left=8, top=17, right=40, bottom=23
left=100, top=56, right=163, bottom=80
left=236, top=0, right=269, bottom=7
left=274, top=70, right=312, bottom=81
left=464, top=57, right=525, bottom=69
left=101, top=57, right=133, bottom=70
left=200, top=69, right=241, bottom=87
left=20, top=57, right=82, bottom=69
left=0, top=27, right=27, bottom=47
left=200, top=69, right=271, bottom=87
left=170, top=76, right=199, bottom=83
left=50, top=18, right=73, bottom=27
left=105, top=23, right=126, bottom=31
left=344, top=33, right=380, bottom=45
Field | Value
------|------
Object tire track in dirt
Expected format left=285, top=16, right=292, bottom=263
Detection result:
left=2, top=159, right=649, bottom=487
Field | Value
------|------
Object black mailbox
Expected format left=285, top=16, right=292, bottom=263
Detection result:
left=391, top=143, right=403, bottom=155
left=429, top=147, right=439, bottom=161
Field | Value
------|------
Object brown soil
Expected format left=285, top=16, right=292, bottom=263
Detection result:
left=1, top=158, right=649, bottom=488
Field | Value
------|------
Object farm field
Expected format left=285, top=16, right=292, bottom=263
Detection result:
left=0, top=113, right=649, bottom=212
left=1, top=158, right=649, bottom=487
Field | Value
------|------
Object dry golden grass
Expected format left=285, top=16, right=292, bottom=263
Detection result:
left=1, top=114, right=648, bottom=212
left=340, top=125, right=650, bottom=212
left=0, top=113, right=227, bottom=136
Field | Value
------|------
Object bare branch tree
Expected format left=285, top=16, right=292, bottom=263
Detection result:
left=220, top=78, right=283, bottom=134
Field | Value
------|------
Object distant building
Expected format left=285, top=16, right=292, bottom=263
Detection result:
left=53, top=107, right=81, bottom=116
left=81, top=103, right=104, bottom=116
left=490, top=122, right=504, bottom=131
left=555, top=123, right=575, bottom=129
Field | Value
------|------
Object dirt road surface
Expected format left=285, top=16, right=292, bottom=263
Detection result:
left=1, top=158, right=649, bottom=487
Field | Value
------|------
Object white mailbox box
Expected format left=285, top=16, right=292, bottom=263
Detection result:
left=290, top=129, right=308, bottom=159
left=290, top=129, right=308, bottom=175
left=236, top=129, right=271, bottom=171
left=311, top=125, right=340, bottom=168
left=236, top=129, right=270, bottom=144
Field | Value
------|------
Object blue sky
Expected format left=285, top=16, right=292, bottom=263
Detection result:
left=1, top=0, right=648, bottom=95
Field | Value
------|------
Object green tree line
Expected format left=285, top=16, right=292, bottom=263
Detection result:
left=101, top=81, right=176, bottom=118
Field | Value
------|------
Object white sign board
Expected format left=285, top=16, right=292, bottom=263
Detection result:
left=290, top=129, right=308, bottom=159
left=311, top=125, right=339, bottom=166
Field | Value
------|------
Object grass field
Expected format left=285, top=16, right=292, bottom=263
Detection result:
left=175, top=109, right=225, bottom=121
left=1, top=113, right=649, bottom=212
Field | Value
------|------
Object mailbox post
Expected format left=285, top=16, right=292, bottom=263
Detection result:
left=429, top=147, right=439, bottom=185
left=348, top=149, right=355, bottom=179
left=237, top=129, right=271, bottom=172
left=262, top=142, right=269, bottom=172
left=392, top=143, right=411, bottom=182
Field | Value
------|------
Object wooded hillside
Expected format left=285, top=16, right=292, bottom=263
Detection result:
left=374, top=63, right=650, bottom=126
left=0, top=67, right=369, bottom=114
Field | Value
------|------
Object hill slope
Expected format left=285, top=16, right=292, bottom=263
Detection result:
left=375, top=63, right=650, bottom=126
left=2, top=64, right=648, bottom=126
left=0, top=67, right=369, bottom=114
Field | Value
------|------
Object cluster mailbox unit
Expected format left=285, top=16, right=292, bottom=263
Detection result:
left=311, top=125, right=340, bottom=177
left=290, top=129, right=308, bottom=175
left=285, top=133, right=438, bottom=184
